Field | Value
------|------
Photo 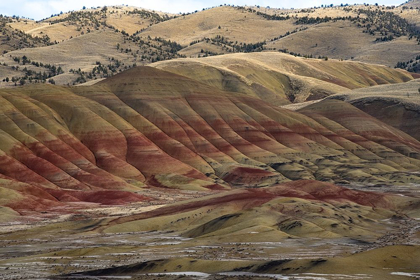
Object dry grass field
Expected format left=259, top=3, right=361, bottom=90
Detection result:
left=267, top=22, right=420, bottom=66
left=140, top=6, right=298, bottom=45
left=153, top=52, right=415, bottom=104
left=0, top=2, right=419, bottom=86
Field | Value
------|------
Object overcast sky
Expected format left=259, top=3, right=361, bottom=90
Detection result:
left=0, top=0, right=403, bottom=20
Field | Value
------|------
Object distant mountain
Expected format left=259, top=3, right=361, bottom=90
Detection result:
left=0, top=4, right=419, bottom=87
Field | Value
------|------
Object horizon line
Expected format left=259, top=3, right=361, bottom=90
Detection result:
left=1, top=1, right=406, bottom=21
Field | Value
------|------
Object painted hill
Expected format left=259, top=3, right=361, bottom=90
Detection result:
left=327, top=79, right=420, bottom=141
left=1, top=65, right=420, bottom=217
left=0, top=61, right=419, bottom=279
left=1, top=4, right=420, bottom=279
left=72, top=245, right=420, bottom=279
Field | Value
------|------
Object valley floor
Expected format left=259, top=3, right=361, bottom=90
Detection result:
left=1, top=184, right=419, bottom=280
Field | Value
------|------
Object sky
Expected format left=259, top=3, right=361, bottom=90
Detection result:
left=0, top=0, right=403, bottom=20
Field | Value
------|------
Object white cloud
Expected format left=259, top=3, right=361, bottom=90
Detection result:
left=0, top=0, right=404, bottom=20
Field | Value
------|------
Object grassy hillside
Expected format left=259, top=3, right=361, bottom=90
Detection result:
left=267, top=22, right=419, bottom=67
left=0, top=15, right=51, bottom=54
left=402, top=0, right=420, bottom=9
left=140, top=6, right=297, bottom=45
left=0, top=3, right=419, bottom=86
left=153, top=52, right=415, bottom=104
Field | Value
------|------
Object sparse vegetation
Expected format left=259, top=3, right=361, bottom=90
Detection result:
left=121, top=34, right=186, bottom=63
left=356, top=8, right=420, bottom=42
left=127, top=9, right=172, bottom=23
left=0, top=15, right=52, bottom=54
left=375, top=35, right=394, bottom=42
left=7, top=55, right=64, bottom=85
left=396, top=55, right=420, bottom=73
left=0, top=4, right=419, bottom=86
left=295, top=16, right=351, bottom=24
left=235, top=7, right=291, bottom=20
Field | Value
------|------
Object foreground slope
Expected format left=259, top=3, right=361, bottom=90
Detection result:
left=2, top=179, right=419, bottom=279
left=71, top=245, right=420, bottom=280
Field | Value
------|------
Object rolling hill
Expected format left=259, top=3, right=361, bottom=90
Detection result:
left=0, top=64, right=420, bottom=218
left=0, top=57, right=419, bottom=280
left=0, top=3, right=419, bottom=87
left=153, top=52, right=415, bottom=104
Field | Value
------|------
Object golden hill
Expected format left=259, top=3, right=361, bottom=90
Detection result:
left=0, top=4, right=419, bottom=87
left=153, top=52, right=415, bottom=104
left=0, top=15, right=51, bottom=54
left=403, top=0, right=420, bottom=8
left=267, top=21, right=419, bottom=67
left=140, top=6, right=297, bottom=45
